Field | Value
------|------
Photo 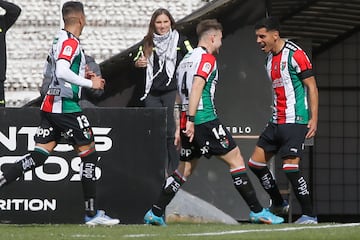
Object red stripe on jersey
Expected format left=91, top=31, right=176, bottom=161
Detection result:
left=180, top=111, right=187, bottom=129
left=41, top=95, right=55, bottom=112
left=271, top=54, right=286, bottom=124
left=58, top=38, right=79, bottom=62
left=293, top=49, right=312, bottom=72
left=196, top=53, right=215, bottom=79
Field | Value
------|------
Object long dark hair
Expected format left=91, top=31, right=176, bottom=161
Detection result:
left=143, top=8, right=176, bottom=58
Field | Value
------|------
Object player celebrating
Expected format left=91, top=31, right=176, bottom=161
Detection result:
left=143, top=19, right=284, bottom=226
left=0, top=1, right=119, bottom=225
left=249, top=17, right=318, bottom=224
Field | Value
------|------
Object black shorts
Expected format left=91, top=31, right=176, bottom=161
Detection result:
left=34, top=111, right=94, bottom=146
left=257, top=122, right=308, bottom=159
left=180, top=118, right=237, bottom=161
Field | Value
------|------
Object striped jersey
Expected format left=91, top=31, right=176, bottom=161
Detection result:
left=41, top=29, right=86, bottom=113
left=176, top=47, right=218, bottom=125
left=265, top=40, right=314, bottom=124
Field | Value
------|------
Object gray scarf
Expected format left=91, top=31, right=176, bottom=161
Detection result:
left=141, top=29, right=179, bottom=100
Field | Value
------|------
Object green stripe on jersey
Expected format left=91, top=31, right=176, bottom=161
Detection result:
left=62, top=98, right=81, bottom=113
left=195, top=70, right=217, bottom=124
left=287, top=51, right=309, bottom=124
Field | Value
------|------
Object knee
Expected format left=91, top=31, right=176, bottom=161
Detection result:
left=228, top=147, right=245, bottom=169
left=283, top=156, right=300, bottom=165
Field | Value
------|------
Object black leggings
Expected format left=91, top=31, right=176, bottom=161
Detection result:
left=145, top=90, right=179, bottom=172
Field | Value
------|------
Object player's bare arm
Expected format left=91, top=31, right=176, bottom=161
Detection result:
left=303, top=76, right=318, bottom=138
left=184, top=76, right=206, bottom=142
left=174, top=93, right=182, bottom=149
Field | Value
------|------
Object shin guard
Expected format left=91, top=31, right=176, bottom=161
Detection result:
left=231, top=167, right=262, bottom=213
left=248, top=159, right=284, bottom=206
left=283, top=164, right=314, bottom=216
left=152, top=170, right=186, bottom=216
left=79, top=148, right=98, bottom=217
left=2, top=147, right=49, bottom=185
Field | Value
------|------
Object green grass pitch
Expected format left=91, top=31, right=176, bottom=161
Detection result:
left=0, top=222, right=359, bottom=240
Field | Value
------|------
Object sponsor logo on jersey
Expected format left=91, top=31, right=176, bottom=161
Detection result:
left=296, top=116, right=304, bottom=121
left=62, top=45, right=73, bottom=56
left=272, top=78, right=284, bottom=88
left=202, top=62, right=212, bottom=74
left=179, top=61, right=193, bottom=69
left=47, top=88, right=61, bottom=96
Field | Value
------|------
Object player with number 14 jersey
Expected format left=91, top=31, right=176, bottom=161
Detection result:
left=177, top=47, right=218, bottom=125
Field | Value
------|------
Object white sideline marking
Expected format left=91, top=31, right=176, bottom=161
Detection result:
left=180, top=223, right=360, bottom=237
left=71, top=234, right=106, bottom=238
left=123, top=223, right=360, bottom=238
left=124, top=234, right=157, bottom=238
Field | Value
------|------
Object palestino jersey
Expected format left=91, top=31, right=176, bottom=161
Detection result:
left=41, top=29, right=86, bottom=113
left=176, top=46, right=218, bottom=126
left=265, top=40, right=314, bottom=124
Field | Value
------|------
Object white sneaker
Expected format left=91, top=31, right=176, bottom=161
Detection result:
left=294, top=215, right=318, bottom=224
left=85, top=210, right=120, bottom=226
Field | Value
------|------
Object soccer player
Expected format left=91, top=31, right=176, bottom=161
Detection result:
left=0, top=1, right=119, bottom=225
left=143, top=19, right=284, bottom=226
left=249, top=17, right=319, bottom=224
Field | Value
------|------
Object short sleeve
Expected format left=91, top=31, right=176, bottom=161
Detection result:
left=58, top=38, right=79, bottom=62
left=195, top=53, right=216, bottom=80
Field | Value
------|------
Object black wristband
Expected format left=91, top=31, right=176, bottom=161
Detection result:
left=188, top=115, right=195, bottom=122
